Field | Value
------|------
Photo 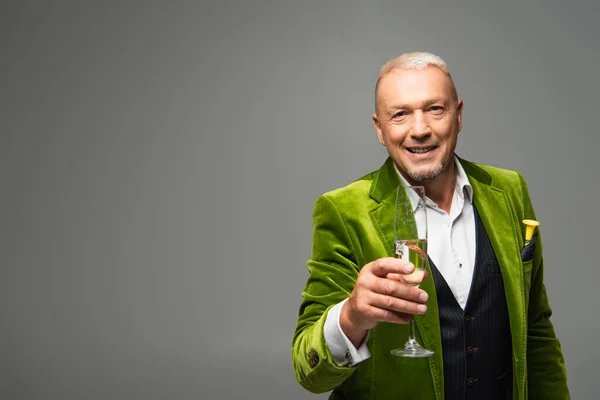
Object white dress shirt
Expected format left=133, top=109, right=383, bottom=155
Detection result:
left=324, top=157, right=476, bottom=366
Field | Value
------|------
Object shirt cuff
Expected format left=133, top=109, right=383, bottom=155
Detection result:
left=324, top=298, right=371, bottom=367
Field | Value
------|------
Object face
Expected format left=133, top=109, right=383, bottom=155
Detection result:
left=373, top=66, right=463, bottom=186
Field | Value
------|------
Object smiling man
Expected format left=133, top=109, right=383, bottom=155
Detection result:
left=292, top=52, right=570, bottom=399
left=374, top=57, right=462, bottom=212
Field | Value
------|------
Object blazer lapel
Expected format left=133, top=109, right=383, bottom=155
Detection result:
left=461, top=159, right=526, bottom=359
left=369, top=157, right=401, bottom=258
left=368, top=158, right=421, bottom=255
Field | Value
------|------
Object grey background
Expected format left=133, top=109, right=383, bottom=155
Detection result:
left=1, top=1, right=598, bottom=399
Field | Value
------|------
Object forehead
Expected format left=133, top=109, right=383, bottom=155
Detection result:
left=377, top=66, right=455, bottom=107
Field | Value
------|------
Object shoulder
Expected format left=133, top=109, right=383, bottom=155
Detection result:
left=313, top=169, right=378, bottom=217
left=323, top=170, right=376, bottom=199
left=317, top=157, right=397, bottom=205
left=460, top=158, right=527, bottom=189
left=460, top=158, right=532, bottom=214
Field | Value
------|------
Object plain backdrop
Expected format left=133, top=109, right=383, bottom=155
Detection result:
left=1, top=1, right=599, bottom=399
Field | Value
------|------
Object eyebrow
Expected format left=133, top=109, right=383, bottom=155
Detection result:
left=391, top=97, right=448, bottom=110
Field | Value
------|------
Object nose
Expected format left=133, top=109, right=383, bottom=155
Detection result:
left=410, top=111, right=431, bottom=138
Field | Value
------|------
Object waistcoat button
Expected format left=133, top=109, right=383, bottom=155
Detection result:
left=467, top=377, right=478, bottom=386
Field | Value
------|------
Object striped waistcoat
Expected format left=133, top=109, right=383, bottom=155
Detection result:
left=429, top=206, right=512, bottom=400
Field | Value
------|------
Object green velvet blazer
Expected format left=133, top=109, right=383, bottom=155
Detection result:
left=292, top=157, right=569, bottom=399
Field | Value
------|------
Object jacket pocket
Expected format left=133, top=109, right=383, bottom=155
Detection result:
left=520, top=233, right=538, bottom=262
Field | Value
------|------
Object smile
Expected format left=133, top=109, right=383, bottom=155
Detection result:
left=406, top=146, right=436, bottom=154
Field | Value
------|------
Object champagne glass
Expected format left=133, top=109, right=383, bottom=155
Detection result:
left=390, top=185, right=434, bottom=358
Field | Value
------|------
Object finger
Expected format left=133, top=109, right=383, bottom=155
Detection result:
left=402, top=270, right=427, bottom=286
left=360, top=304, right=414, bottom=324
left=370, top=257, right=414, bottom=277
left=387, top=270, right=429, bottom=286
left=372, top=276, right=429, bottom=303
left=385, top=311, right=415, bottom=324
left=386, top=272, right=403, bottom=280
left=380, top=310, right=414, bottom=325
left=369, top=292, right=428, bottom=315
left=386, top=271, right=427, bottom=282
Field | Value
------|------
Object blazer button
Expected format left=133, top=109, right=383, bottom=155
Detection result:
left=467, top=346, right=478, bottom=355
left=309, top=354, right=319, bottom=368
left=308, top=349, right=319, bottom=368
left=467, top=377, right=478, bottom=387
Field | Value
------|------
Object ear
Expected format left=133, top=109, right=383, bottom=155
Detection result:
left=372, top=113, right=385, bottom=146
left=456, top=100, right=464, bottom=133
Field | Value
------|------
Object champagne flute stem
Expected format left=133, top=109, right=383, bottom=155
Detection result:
left=409, top=320, right=416, bottom=341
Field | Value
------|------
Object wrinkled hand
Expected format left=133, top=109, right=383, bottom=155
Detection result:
left=340, top=257, right=429, bottom=347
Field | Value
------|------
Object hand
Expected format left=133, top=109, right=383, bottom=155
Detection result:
left=340, top=257, right=429, bottom=347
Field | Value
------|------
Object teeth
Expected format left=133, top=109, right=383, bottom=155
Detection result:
left=408, top=147, right=434, bottom=153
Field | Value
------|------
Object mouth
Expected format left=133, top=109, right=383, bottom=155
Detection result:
left=405, top=145, right=437, bottom=154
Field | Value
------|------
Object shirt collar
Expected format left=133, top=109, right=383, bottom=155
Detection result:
left=394, top=156, right=473, bottom=211
left=454, top=157, right=473, bottom=204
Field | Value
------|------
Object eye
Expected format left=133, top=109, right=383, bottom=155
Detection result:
left=429, top=106, right=445, bottom=115
left=393, top=111, right=408, bottom=119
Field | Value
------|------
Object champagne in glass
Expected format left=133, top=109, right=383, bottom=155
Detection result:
left=395, top=239, right=428, bottom=286
left=390, top=185, right=434, bottom=358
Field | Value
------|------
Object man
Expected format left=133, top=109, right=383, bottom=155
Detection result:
left=292, top=52, right=569, bottom=399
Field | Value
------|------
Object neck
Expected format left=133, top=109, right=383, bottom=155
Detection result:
left=423, top=162, right=456, bottom=213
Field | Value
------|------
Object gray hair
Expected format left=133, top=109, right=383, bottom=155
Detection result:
left=379, top=52, right=450, bottom=76
left=375, top=51, right=458, bottom=112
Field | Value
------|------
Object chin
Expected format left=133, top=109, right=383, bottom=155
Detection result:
left=406, top=164, right=444, bottom=183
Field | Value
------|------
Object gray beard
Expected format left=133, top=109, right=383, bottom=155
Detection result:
left=406, top=164, right=444, bottom=183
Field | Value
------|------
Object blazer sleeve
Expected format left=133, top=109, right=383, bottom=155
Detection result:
left=518, top=173, right=570, bottom=399
left=292, top=194, right=361, bottom=393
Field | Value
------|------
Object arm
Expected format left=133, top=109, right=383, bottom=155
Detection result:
left=323, top=299, right=372, bottom=367
left=291, top=195, right=362, bottom=393
left=292, top=194, right=428, bottom=393
left=519, top=174, right=570, bottom=399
